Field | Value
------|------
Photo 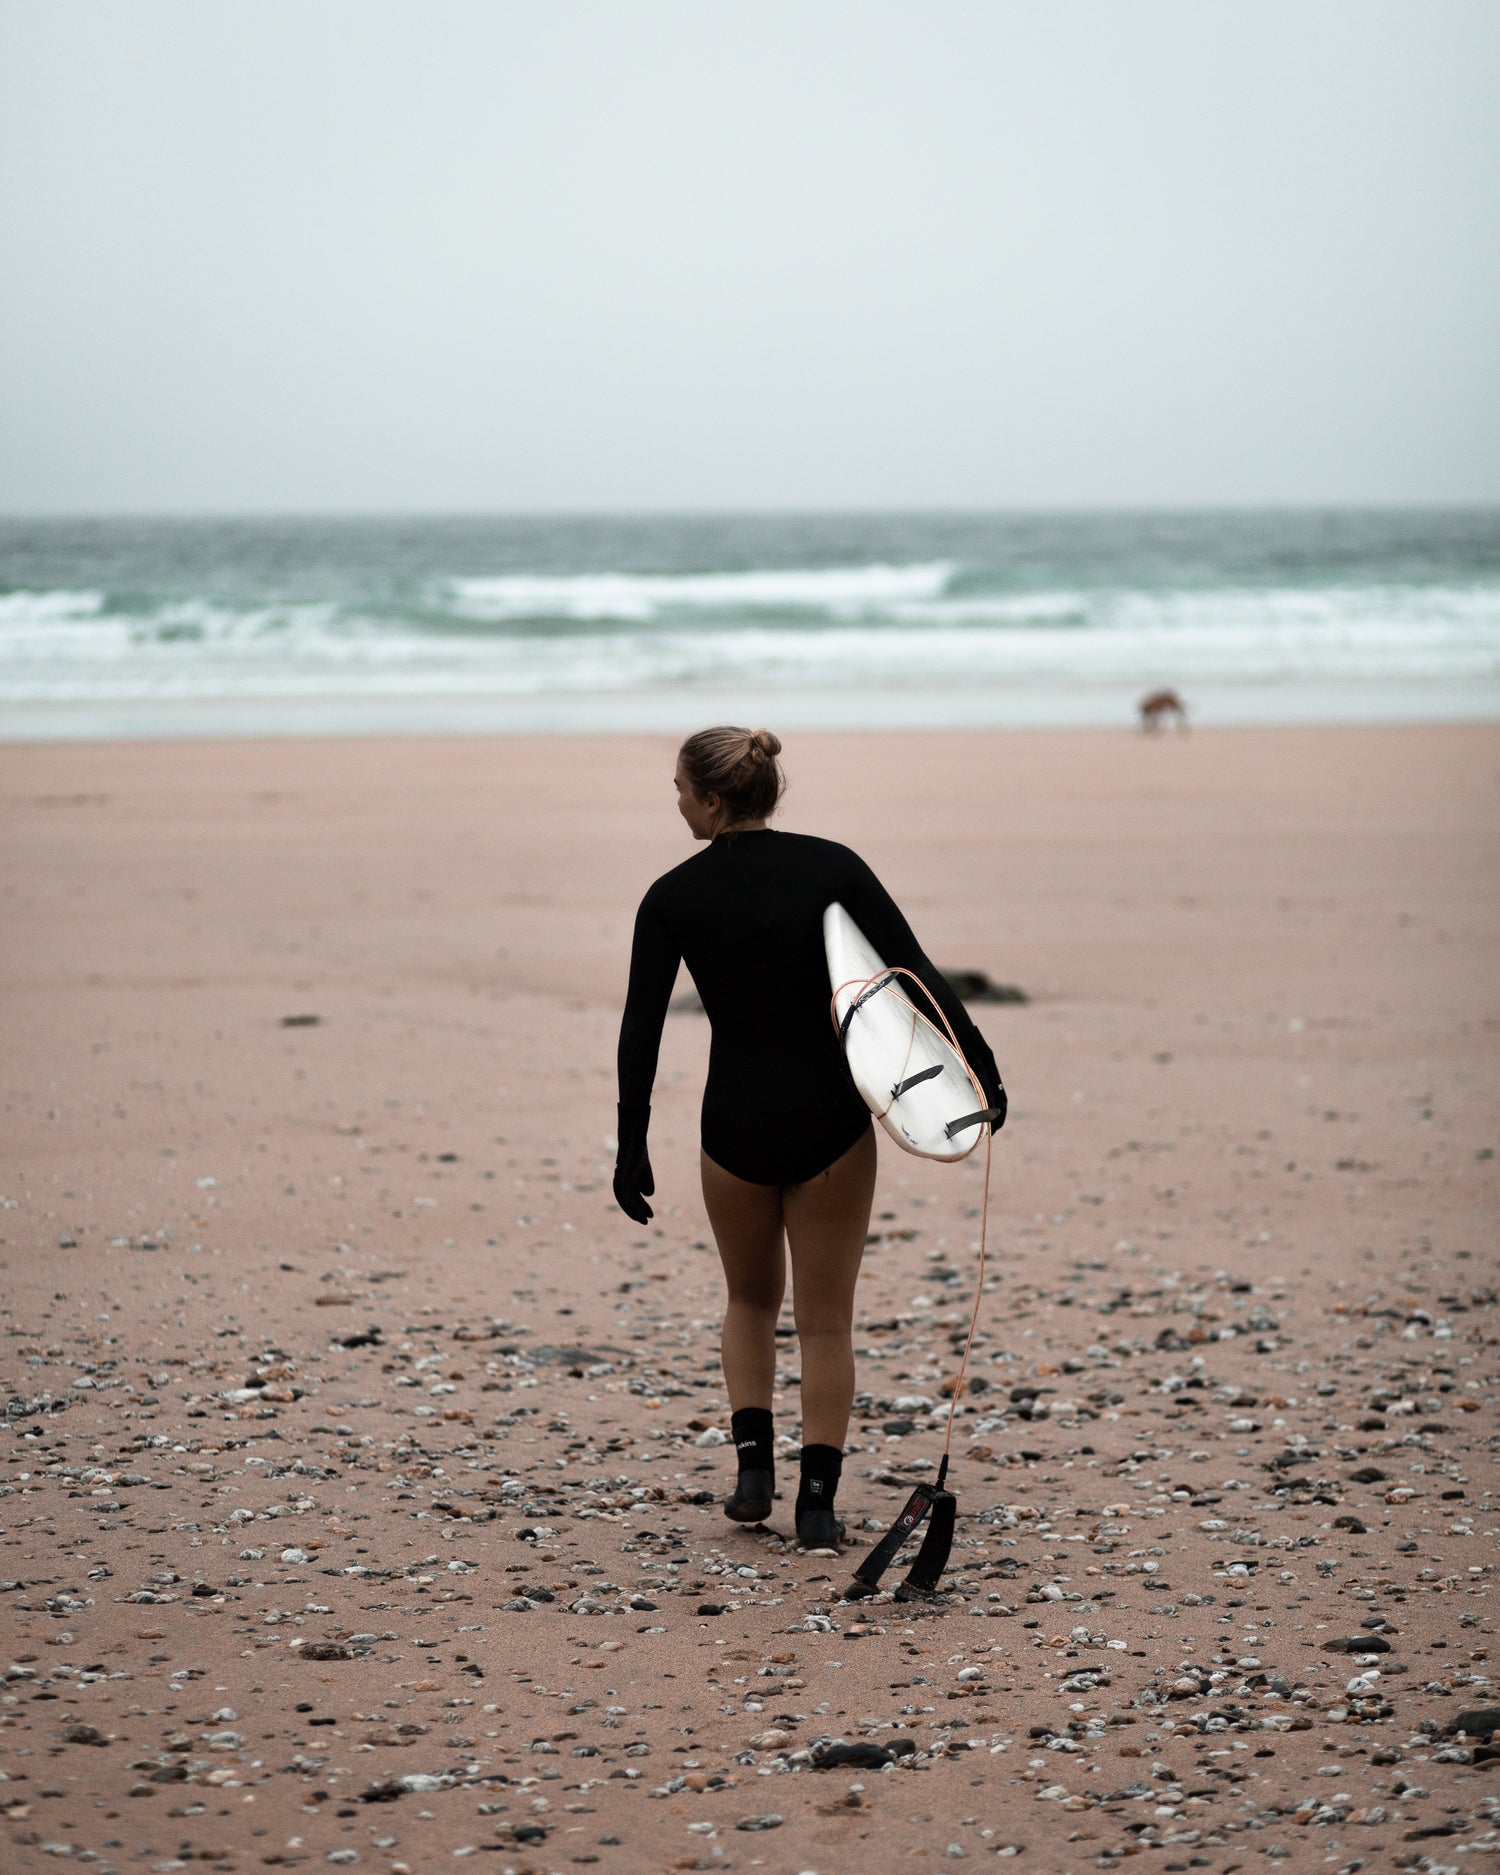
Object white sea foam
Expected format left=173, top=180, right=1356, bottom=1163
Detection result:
left=890, top=582, right=1500, bottom=634
left=0, top=588, right=106, bottom=623
left=442, top=561, right=957, bottom=621
left=2, top=579, right=1498, bottom=707
left=6, top=510, right=1495, bottom=735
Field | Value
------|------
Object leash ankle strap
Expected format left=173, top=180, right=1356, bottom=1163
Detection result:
left=846, top=1456, right=956, bottom=1600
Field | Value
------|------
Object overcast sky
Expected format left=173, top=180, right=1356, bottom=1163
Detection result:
left=1, top=1, right=1497, bottom=513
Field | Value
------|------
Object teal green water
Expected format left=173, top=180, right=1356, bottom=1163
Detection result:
left=1, top=509, right=1496, bottom=726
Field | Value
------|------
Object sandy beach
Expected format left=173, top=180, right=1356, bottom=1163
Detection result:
left=2, top=721, right=1497, bottom=1875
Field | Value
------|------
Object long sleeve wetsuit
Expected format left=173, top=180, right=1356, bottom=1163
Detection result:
left=616, top=828, right=1005, bottom=1186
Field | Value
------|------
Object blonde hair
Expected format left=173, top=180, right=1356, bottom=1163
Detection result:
left=678, top=725, right=785, bottom=825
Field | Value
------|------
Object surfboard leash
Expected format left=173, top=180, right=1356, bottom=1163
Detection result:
left=828, top=967, right=1001, bottom=1601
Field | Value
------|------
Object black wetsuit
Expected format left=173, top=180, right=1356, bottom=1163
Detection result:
left=617, top=829, right=1004, bottom=1185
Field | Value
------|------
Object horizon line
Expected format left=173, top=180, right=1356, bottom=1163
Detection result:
left=3, top=498, right=1499, bottom=525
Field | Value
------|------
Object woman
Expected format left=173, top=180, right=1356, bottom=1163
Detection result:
left=614, top=726, right=1005, bottom=1549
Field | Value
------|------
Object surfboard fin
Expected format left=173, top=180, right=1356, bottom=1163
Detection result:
left=890, top=1062, right=945, bottom=1100
left=845, top=1455, right=956, bottom=1601
left=944, top=1104, right=1006, bottom=1140
left=836, top=969, right=898, bottom=1046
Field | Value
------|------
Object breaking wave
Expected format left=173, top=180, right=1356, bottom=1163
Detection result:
left=1, top=577, right=1497, bottom=703
left=3, top=508, right=1498, bottom=721
left=442, top=561, right=957, bottom=623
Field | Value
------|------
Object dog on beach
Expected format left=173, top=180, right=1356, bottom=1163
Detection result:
left=1138, top=688, right=1189, bottom=733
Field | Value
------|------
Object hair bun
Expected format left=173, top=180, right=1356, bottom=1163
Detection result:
left=677, top=724, right=786, bottom=826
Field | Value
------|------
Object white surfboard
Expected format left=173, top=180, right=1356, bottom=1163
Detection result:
left=824, top=901, right=990, bottom=1162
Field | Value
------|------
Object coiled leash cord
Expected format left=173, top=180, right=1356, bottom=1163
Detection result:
left=828, top=966, right=1000, bottom=1601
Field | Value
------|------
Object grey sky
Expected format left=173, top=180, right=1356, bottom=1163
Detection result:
left=2, top=0, right=1497, bottom=513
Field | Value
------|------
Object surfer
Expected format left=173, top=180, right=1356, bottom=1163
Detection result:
left=614, top=726, right=1005, bottom=1548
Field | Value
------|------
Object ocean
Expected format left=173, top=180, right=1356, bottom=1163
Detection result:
left=1, top=508, right=1497, bottom=739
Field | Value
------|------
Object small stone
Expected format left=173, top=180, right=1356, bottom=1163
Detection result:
left=734, top=1815, right=783, bottom=1832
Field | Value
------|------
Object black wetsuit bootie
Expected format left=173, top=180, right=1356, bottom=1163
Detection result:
left=795, top=1443, right=845, bottom=1549
left=724, top=1407, right=775, bottom=1523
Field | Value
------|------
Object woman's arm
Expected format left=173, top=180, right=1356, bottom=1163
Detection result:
left=614, top=888, right=682, bottom=1219
left=840, top=851, right=1006, bottom=1124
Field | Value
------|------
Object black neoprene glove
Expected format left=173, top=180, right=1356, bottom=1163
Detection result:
left=613, top=1103, right=655, bottom=1225
left=978, top=1057, right=1008, bottom=1132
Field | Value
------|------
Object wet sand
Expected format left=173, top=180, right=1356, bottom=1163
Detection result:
left=1, top=723, right=1497, bottom=1874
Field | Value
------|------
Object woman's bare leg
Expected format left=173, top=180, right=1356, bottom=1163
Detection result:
left=700, top=1150, right=786, bottom=1410
left=783, top=1124, right=877, bottom=1448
